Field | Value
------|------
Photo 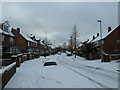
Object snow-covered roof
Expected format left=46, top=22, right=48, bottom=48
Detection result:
left=0, top=28, right=14, bottom=37
left=20, top=32, right=37, bottom=43
left=92, top=26, right=118, bottom=43
left=8, top=28, right=15, bottom=37
left=91, top=36, right=100, bottom=43
left=29, top=34, right=34, bottom=37
left=50, top=46, right=56, bottom=48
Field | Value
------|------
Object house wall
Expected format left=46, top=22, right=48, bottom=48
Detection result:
left=103, top=25, right=120, bottom=54
left=12, top=29, right=27, bottom=52
left=2, top=34, right=10, bottom=46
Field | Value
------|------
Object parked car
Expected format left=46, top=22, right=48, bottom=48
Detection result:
left=43, top=61, right=57, bottom=66
left=66, top=52, right=72, bottom=56
left=58, top=52, right=61, bottom=55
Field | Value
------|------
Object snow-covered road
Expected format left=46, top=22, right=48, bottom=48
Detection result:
left=5, top=53, right=119, bottom=88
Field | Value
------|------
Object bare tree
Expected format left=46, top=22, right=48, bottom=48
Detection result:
left=69, top=24, right=80, bottom=58
left=62, top=42, right=67, bottom=49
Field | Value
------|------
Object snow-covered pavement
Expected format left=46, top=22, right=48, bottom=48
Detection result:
left=5, top=53, right=119, bottom=88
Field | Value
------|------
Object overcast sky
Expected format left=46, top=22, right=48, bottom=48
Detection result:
left=2, top=2, right=118, bottom=46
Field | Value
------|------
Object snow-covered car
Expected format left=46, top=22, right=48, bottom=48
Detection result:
left=43, top=62, right=57, bottom=66
left=58, top=52, right=61, bottom=55
left=66, top=52, right=72, bottom=56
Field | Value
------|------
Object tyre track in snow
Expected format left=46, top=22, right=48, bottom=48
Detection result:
left=57, top=56, right=116, bottom=88
left=72, top=57, right=119, bottom=75
left=59, top=56, right=118, bottom=81
left=71, top=57, right=119, bottom=81
left=58, top=60, right=109, bottom=88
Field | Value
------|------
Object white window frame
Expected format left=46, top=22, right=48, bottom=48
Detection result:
left=28, top=41, right=30, bottom=46
left=10, top=37, right=14, bottom=44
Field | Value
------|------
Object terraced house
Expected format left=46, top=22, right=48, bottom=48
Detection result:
left=29, top=34, right=41, bottom=53
left=11, top=28, right=38, bottom=54
left=79, top=25, right=120, bottom=62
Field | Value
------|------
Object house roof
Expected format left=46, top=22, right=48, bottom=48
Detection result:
left=91, top=25, right=119, bottom=43
left=20, top=32, right=37, bottom=43
left=0, top=28, right=15, bottom=37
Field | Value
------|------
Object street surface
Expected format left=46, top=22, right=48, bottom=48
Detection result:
left=5, top=53, right=119, bottom=88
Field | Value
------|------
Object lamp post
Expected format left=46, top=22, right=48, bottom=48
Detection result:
left=97, top=20, right=103, bottom=61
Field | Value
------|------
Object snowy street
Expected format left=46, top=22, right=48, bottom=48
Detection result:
left=5, top=53, right=119, bottom=88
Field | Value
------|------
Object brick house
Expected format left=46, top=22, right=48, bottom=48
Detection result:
left=11, top=28, right=37, bottom=54
left=0, top=21, right=16, bottom=55
left=102, top=25, right=120, bottom=61
left=102, top=25, right=120, bottom=54
left=29, top=34, right=41, bottom=53
left=91, top=25, right=120, bottom=61
left=79, top=25, right=120, bottom=61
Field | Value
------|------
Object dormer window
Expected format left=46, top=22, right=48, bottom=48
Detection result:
left=2, top=21, right=10, bottom=32
left=3, top=25, right=9, bottom=32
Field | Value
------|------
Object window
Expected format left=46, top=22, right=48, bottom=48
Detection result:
left=28, top=42, right=30, bottom=46
left=10, top=47, right=13, bottom=53
left=117, top=40, right=120, bottom=44
left=0, top=46, right=2, bottom=55
left=3, top=25, right=9, bottom=32
left=102, top=40, right=104, bottom=44
left=2, top=35, right=5, bottom=41
left=10, top=37, right=14, bottom=44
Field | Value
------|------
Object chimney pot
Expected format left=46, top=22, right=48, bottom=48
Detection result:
left=11, top=28, right=14, bottom=32
left=108, top=27, right=111, bottom=32
left=17, top=28, right=20, bottom=33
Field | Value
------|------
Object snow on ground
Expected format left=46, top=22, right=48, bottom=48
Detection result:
left=58, top=53, right=119, bottom=88
left=5, top=53, right=119, bottom=88
left=0, top=62, right=16, bottom=75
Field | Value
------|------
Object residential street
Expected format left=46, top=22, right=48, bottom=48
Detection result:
left=5, top=53, right=119, bottom=88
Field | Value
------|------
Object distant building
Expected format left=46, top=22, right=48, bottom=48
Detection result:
left=29, top=34, right=42, bottom=52
left=0, top=21, right=16, bottom=55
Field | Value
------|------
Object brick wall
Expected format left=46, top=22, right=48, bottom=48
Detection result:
left=12, top=29, right=27, bottom=51
left=103, top=25, right=120, bottom=54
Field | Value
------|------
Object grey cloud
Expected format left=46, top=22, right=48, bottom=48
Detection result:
left=2, top=2, right=118, bottom=46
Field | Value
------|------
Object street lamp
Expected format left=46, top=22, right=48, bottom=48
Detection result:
left=97, top=20, right=103, bottom=61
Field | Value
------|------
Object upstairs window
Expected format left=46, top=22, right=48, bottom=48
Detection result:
left=3, top=25, right=9, bottom=32
left=10, top=37, right=14, bottom=44
left=28, top=42, right=30, bottom=46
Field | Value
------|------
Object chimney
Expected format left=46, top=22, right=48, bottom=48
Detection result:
left=11, top=28, right=14, bottom=32
left=30, top=34, right=32, bottom=36
left=108, top=27, right=111, bottom=32
left=93, top=36, right=95, bottom=40
left=97, top=33, right=99, bottom=37
left=17, top=28, right=20, bottom=33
